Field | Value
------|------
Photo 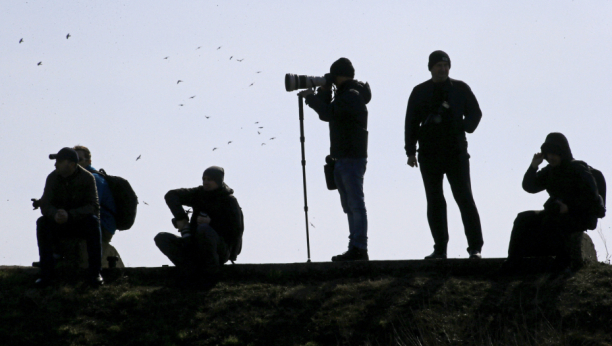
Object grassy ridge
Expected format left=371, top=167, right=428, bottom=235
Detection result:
left=1, top=262, right=611, bottom=346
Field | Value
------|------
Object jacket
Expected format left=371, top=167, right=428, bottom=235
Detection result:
left=165, top=183, right=244, bottom=261
left=305, top=79, right=371, bottom=158
left=39, top=165, right=100, bottom=221
left=522, top=133, right=601, bottom=230
left=405, top=78, right=482, bottom=157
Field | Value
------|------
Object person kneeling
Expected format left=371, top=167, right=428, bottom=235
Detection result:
left=155, top=166, right=243, bottom=287
left=501, top=133, right=604, bottom=274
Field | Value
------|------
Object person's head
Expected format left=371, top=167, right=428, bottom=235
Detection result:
left=202, top=166, right=224, bottom=191
left=73, top=145, right=92, bottom=168
left=330, top=57, right=354, bottom=86
left=541, top=132, right=573, bottom=167
left=428, top=50, right=451, bottom=83
left=49, top=147, right=79, bottom=177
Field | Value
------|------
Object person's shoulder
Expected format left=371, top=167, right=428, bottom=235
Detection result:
left=413, top=79, right=432, bottom=90
left=449, top=78, right=471, bottom=89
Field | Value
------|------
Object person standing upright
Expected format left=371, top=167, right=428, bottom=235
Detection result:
left=298, top=57, right=372, bottom=261
left=405, top=50, right=483, bottom=259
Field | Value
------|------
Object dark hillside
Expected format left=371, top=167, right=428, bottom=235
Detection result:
left=1, top=259, right=611, bottom=346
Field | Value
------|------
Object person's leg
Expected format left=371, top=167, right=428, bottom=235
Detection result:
left=419, top=156, right=448, bottom=255
left=445, top=155, right=483, bottom=254
left=36, top=216, right=57, bottom=278
left=507, top=211, right=545, bottom=260
left=334, top=158, right=368, bottom=250
left=155, top=232, right=190, bottom=267
left=77, top=215, right=102, bottom=277
left=195, top=224, right=229, bottom=269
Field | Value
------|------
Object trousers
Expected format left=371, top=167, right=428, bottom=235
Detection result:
left=418, top=153, right=483, bottom=253
left=334, top=158, right=368, bottom=250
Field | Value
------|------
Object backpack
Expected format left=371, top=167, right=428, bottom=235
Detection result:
left=586, top=165, right=606, bottom=230
left=97, top=169, right=139, bottom=230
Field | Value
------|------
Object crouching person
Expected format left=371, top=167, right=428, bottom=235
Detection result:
left=36, top=148, right=103, bottom=286
left=500, top=133, right=604, bottom=274
left=155, top=166, right=243, bottom=287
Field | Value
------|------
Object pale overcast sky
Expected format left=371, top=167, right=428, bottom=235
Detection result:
left=1, top=0, right=611, bottom=266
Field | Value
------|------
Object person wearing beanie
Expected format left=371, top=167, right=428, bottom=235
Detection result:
left=35, top=147, right=103, bottom=287
left=155, top=166, right=244, bottom=287
left=405, top=50, right=484, bottom=260
left=297, top=57, right=372, bottom=262
left=499, top=133, right=605, bottom=274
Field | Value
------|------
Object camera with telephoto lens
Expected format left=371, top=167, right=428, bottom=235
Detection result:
left=285, top=73, right=334, bottom=92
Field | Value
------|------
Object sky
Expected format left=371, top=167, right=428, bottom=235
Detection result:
left=1, top=0, right=611, bottom=267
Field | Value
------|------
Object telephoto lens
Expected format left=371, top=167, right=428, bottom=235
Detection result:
left=285, top=73, right=329, bottom=92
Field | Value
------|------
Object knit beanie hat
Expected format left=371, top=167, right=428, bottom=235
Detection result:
left=330, top=57, right=355, bottom=78
left=428, top=50, right=451, bottom=70
left=203, top=166, right=224, bottom=187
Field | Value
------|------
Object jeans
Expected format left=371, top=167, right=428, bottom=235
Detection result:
left=334, top=158, right=368, bottom=250
left=418, top=153, right=483, bottom=254
left=36, top=215, right=102, bottom=277
left=155, top=224, right=230, bottom=275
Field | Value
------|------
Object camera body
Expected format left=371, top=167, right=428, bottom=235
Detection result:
left=285, top=73, right=334, bottom=92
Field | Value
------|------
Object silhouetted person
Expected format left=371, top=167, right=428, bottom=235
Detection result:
left=155, top=166, right=243, bottom=287
left=298, top=57, right=372, bottom=261
left=36, top=148, right=103, bottom=286
left=500, top=133, right=604, bottom=273
left=405, top=50, right=484, bottom=260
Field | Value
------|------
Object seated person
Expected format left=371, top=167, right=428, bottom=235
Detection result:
left=36, top=148, right=103, bottom=286
left=155, top=166, right=243, bottom=287
left=501, top=133, right=603, bottom=273
left=74, top=145, right=123, bottom=268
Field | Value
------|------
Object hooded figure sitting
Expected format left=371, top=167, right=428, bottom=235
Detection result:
left=155, top=166, right=243, bottom=287
left=501, top=133, right=603, bottom=273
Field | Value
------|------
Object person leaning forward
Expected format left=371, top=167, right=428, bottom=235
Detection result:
left=297, top=57, right=372, bottom=261
left=154, top=166, right=243, bottom=287
left=405, top=50, right=484, bottom=260
left=35, top=147, right=103, bottom=286
left=499, top=133, right=604, bottom=274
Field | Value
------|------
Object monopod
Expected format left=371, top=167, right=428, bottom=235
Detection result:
left=297, top=95, right=312, bottom=263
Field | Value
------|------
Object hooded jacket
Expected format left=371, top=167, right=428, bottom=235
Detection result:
left=405, top=78, right=482, bottom=157
left=39, top=165, right=100, bottom=222
left=522, top=133, right=601, bottom=230
left=165, top=183, right=243, bottom=261
left=305, top=79, right=371, bottom=158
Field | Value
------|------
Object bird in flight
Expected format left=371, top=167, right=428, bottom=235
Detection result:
left=228, top=141, right=232, bottom=144
left=256, top=71, right=261, bottom=73
left=217, top=46, right=222, bottom=50
left=19, top=38, right=23, bottom=44
left=261, top=143, right=266, bottom=146
left=249, top=83, right=254, bottom=87
left=212, top=148, right=217, bottom=151
left=66, top=33, right=71, bottom=39
left=177, top=80, right=183, bottom=84
left=229, top=56, right=233, bottom=60
left=237, top=59, right=244, bottom=62
left=257, top=131, right=260, bottom=135
left=37, top=61, right=42, bottom=66
left=163, top=56, right=169, bottom=59
left=179, top=104, right=184, bottom=106
left=143, top=201, right=149, bottom=205
left=255, top=122, right=259, bottom=124
left=190, top=95, right=196, bottom=99
left=310, top=222, right=315, bottom=228
left=196, top=46, right=201, bottom=50
left=270, top=137, right=275, bottom=140
left=258, top=126, right=263, bottom=129
left=205, top=116, right=210, bottom=119
left=136, top=155, right=141, bottom=161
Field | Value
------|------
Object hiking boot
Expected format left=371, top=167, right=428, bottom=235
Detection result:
left=469, top=250, right=482, bottom=259
left=424, top=251, right=447, bottom=260
left=331, top=246, right=369, bottom=262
